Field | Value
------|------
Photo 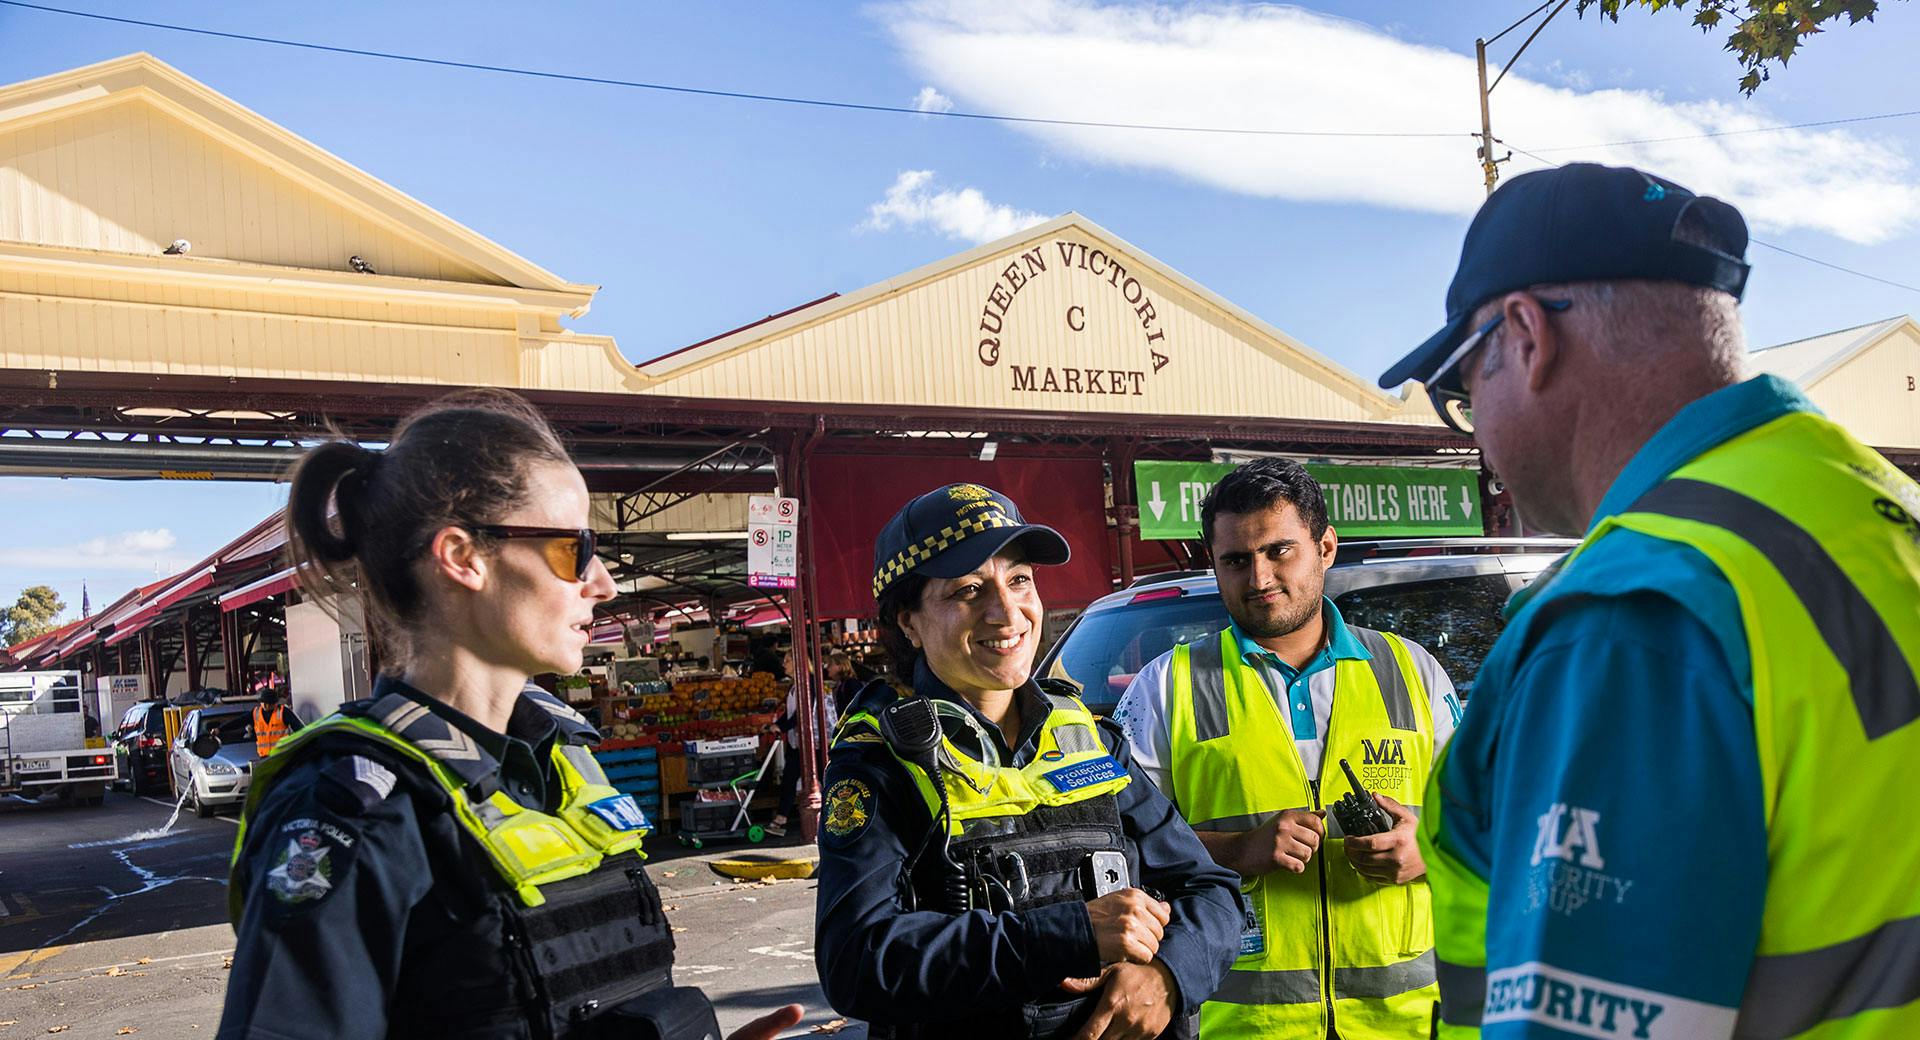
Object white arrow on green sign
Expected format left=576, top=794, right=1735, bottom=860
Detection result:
left=1132, top=460, right=1482, bottom=540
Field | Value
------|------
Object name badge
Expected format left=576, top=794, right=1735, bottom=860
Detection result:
left=586, top=794, right=650, bottom=832
left=1043, top=754, right=1124, bottom=793
left=1239, top=890, right=1266, bottom=957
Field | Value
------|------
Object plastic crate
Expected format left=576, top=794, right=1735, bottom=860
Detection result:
left=684, top=738, right=761, bottom=785
left=678, top=796, right=746, bottom=835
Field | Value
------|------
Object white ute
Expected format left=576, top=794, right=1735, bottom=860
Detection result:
left=1, top=670, right=116, bottom=806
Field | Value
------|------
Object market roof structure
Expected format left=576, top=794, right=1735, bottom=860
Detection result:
left=1750, top=315, right=1920, bottom=452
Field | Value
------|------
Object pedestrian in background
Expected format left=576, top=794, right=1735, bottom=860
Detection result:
left=1380, top=163, right=1920, bottom=1037
left=1115, top=458, right=1460, bottom=1038
left=814, top=483, right=1240, bottom=1040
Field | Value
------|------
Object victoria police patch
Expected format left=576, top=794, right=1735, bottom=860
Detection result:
left=265, top=816, right=357, bottom=909
left=822, top=778, right=874, bottom=843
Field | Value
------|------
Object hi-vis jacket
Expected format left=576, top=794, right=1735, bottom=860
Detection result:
left=222, top=679, right=671, bottom=1040
left=1420, top=377, right=1920, bottom=1039
left=1167, top=625, right=1442, bottom=1039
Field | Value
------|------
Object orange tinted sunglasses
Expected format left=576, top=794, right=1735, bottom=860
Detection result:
left=470, top=525, right=598, bottom=582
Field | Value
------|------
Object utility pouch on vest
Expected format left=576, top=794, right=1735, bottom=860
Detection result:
left=599, top=986, right=721, bottom=1040
left=515, top=851, right=675, bottom=1037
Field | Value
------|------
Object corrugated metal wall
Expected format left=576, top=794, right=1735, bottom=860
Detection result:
left=0, top=98, right=493, bottom=283
left=640, top=232, right=1404, bottom=422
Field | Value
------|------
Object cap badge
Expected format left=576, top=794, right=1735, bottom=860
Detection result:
left=948, top=484, right=993, bottom=503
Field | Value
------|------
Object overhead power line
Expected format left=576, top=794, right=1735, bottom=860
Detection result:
left=0, top=0, right=1466, bottom=140
left=1499, top=139, right=1920, bottom=297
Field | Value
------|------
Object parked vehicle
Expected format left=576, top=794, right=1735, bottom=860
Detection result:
left=169, top=704, right=257, bottom=817
left=112, top=701, right=172, bottom=796
left=1, top=670, right=116, bottom=805
left=1038, top=538, right=1576, bottom=713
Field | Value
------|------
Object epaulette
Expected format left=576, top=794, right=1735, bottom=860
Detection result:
left=520, top=684, right=602, bottom=745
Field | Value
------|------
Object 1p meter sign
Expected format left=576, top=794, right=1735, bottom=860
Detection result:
left=748, top=495, right=799, bottom=589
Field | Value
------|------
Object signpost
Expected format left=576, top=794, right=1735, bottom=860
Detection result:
left=747, top=495, right=800, bottom=589
left=1132, top=460, right=1481, bottom=540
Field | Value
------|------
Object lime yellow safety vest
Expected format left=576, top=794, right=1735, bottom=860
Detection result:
left=835, top=686, right=1133, bottom=841
left=1168, top=625, right=1439, bottom=1039
left=232, top=691, right=649, bottom=919
left=1420, top=409, right=1920, bottom=1038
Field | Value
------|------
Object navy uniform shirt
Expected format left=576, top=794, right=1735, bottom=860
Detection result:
left=813, top=660, right=1241, bottom=1033
left=217, top=677, right=570, bottom=1040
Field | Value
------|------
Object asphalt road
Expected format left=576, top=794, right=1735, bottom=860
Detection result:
left=0, top=789, right=856, bottom=1038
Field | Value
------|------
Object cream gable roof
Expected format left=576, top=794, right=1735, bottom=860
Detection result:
left=0, top=53, right=591, bottom=301
left=1751, top=315, right=1920, bottom=450
left=638, top=214, right=1426, bottom=424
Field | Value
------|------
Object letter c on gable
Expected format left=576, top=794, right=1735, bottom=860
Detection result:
left=1066, top=305, right=1085, bottom=332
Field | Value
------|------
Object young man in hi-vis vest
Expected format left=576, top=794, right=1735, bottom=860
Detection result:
left=1114, top=458, right=1462, bottom=1039
left=1379, top=163, right=1920, bottom=1038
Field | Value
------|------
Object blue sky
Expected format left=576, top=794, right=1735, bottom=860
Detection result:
left=4, top=0, right=1919, bottom=625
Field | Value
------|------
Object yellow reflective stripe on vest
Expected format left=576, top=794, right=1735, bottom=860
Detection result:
left=839, top=692, right=1129, bottom=833
left=236, top=712, right=645, bottom=913
left=1169, top=626, right=1439, bottom=1040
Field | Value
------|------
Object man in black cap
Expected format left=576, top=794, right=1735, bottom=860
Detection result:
left=813, top=483, right=1239, bottom=1040
left=1382, top=163, right=1920, bottom=1036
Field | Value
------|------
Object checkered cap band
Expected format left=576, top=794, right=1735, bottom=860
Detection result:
left=872, top=511, right=1022, bottom=599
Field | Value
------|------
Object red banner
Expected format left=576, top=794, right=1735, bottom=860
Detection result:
left=806, top=454, right=1116, bottom=618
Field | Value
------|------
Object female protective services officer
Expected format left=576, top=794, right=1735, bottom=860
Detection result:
left=217, top=391, right=801, bottom=1040
left=814, top=484, right=1240, bottom=1040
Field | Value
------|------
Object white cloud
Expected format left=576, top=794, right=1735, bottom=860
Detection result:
left=861, top=169, right=1050, bottom=243
left=912, top=85, right=955, bottom=113
left=880, top=0, right=1920, bottom=244
left=0, top=528, right=191, bottom=573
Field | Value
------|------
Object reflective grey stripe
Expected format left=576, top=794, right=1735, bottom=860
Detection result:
left=1051, top=722, right=1101, bottom=753
left=1350, top=626, right=1418, bottom=731
left=1631, top=478, right=1920, bottom=739
left=1336, top=951, right=1437, bottom=1000
left=1735, top=914, right=1920, bottom=1038
left=1434, top=958, right=1487, bottom=1026
left=559, top=744, right=608, bottom=786
left=1191, top=809, right=1285, bottom=833
left=1211, top=967, right=1322, bottom=1006
left=1188, top=633, right=1230, bottom=742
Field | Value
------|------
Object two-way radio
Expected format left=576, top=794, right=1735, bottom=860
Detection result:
left=1329, top=758, right=1394, bottom=837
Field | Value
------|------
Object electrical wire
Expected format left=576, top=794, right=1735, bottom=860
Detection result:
left=1499, top=139, right=1920, bottom=297
left=1523, top=109, right=1920, bottom=152
left=0, top=0, right=1467, bottom=141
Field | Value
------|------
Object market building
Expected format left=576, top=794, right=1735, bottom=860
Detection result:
left=7, top=55, right=1916, bottom=836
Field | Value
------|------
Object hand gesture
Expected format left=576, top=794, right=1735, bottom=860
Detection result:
left=1242, top=808, right=1325, bottom=876
left=1342, top=793, right=1425, bottom=885
left=1060, top=961, right=1179, bottom=1040
left=1085, top=888, right=1171, bottom=965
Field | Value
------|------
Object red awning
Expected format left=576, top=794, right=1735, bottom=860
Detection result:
left=154, top=569, right=216, bottom=611
left=220, top=568, right=298, bottom=613
left=105, top=604, right=163, bottom=646
left=739, top=606, right=790, bottom=629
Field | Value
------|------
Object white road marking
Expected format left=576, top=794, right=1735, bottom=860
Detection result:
left=138, top=795, right=239, bottom=825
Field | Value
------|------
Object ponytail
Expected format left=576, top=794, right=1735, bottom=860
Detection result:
left=286, top=440, right=379, bottom=565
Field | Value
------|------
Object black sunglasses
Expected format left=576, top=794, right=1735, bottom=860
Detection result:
left=469, top=525, right=599, bottom=582
left=1426, top=297, right=1572, bottom=435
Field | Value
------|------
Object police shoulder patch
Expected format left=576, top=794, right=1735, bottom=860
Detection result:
left=821, top=778, right=874, bottom=845
left=264, top=814, right=360, bottom=910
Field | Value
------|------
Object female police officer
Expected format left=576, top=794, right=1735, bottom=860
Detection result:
left=217, top=391, right=800, bottom=1040
left=814, top=484, right=1239, bottom=1040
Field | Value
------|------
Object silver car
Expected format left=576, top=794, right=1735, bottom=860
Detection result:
left=169, top=704, right=258, bottom=817
left=1038, top=537, right=1575, bottom=712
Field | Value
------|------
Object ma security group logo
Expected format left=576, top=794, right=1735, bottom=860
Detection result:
left=1526, top=802, right=1633, bottom=917
left=1483, top=962, right=1736, bottom=1038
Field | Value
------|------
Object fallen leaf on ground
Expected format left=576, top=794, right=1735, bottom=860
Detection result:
left=46, top=1027, right=68, bottom=1034
left=810, top=1020, right=849, bottom=1035
left=671, top=926, right=687, bottom=933
left=104, top=966, right=122, bottom=976
left=662, top=904, right=678, bottom=912
left=128, top=972, right=147, bottom=977
left=117, top=1029, right=138, bottom=1035
left=17, top=984, right=36, bottom=990
left=135, top=958, right=152, bottom=965
left=222, top=956, right=234, bottom=969
left=662, top=871, right=677, bottom=877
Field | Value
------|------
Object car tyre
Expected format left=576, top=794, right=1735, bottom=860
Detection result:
left=192, top=782, right=213, bottom=818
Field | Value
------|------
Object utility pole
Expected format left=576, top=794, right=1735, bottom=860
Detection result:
left=1476, top=38, right=1499, bottom=196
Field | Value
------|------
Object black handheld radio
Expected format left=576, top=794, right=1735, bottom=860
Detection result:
left=879, top=698, right=968, bottom=913
left=1329, top=758, right=1394, bottom=837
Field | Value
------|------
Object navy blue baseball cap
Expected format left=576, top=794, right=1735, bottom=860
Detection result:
left=1380, top=163, right=1751, bottom=390
left=871, top=483, right=1070, bottom=599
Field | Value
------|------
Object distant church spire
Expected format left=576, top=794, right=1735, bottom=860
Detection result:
left=81, top=581, right=91, bottom=619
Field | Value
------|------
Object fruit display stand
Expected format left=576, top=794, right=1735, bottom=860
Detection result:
left=590, top=670, right=784, bottom=823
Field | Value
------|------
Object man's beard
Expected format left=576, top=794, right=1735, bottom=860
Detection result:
left=1229, top=590, right=1322, bottom=642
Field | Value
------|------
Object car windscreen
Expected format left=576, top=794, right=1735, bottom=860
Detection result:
left=199, top=711, right=255, bottom=747
left=1043, top=594, right=1230, bottom=712
left=1332, top=573, right=1514, bottom=697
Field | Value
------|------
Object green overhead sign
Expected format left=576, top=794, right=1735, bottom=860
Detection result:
left=1132, top=460, right=1481, bottom=540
